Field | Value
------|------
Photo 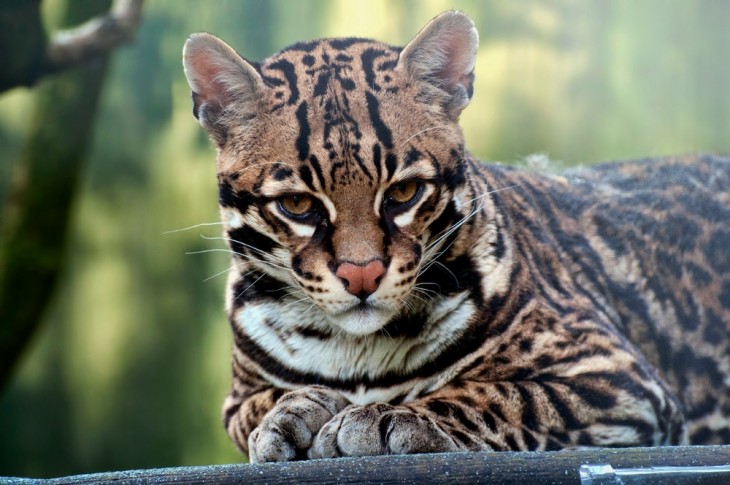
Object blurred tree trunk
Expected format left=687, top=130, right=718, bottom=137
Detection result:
left=0, top=0, right=113, bottom=390
left=0, top=0, right=49, bottom=92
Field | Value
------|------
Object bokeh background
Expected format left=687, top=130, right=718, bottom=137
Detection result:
left=1, top=0, right=728, bottom=478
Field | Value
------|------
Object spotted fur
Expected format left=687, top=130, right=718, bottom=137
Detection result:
left=183, top=11, right=730, bottom=462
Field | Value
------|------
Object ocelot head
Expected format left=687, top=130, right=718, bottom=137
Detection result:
left=183, top=11, right=479, bottom=336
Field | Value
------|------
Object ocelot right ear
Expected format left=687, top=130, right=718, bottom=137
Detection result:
left=183, top=33, right=264, bottom=147
left=398, top=10, right=479, bottom=120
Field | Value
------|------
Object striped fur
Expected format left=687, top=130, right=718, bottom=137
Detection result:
left=183, top=11, right=730, bottom=462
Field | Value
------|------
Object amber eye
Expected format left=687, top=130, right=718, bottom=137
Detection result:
left=278, top=194, right=314, bottom=218
left=386, top=180, right=422, bottom=206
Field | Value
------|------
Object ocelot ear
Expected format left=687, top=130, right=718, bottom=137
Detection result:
left=398, top=10, right=479, bottom=120
left=183, top=33, right=264, bottom=146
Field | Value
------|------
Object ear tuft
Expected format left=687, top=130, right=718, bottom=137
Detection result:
left=399, top=11, right=479, bottom=119
left=182, top=33, right=264, bottom=145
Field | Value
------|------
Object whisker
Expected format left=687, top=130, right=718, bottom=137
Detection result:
left=197, top=235, right=290, bottom=271
left=202, top=265, right=235, bottom=282
left=187, top=247, right=290, bottom=273
left=413, top=286, right=438, bottom=301
left=413, top=281, right=439, bottom=291
left=201, top=235, right=286, bottom=263
left=162, top=221, right=223, bottom=235
left=420, top=184, right=521, bottom=271
left=302, top=302, right=320, bottom=319
left=424, top=184, right=519, bottom=259
left=235, top=272, right=266, bottom=300
left=430, top=261, right=459, bottom=286
left=186, top=248, right=235, bottom=256
left=274, top=285, right=306, bottom=294
left=412, top=284, right=440, bottom=297
left=406, top=291, right=430, bottom=306
left=424, top=201, right=482, bottom=252
left=463, top=184, right=519, bottom=205
left=400, top=125, right=449, bottom=147
left=421, top=203, right=483, bottom=264
left=281, top=296, right=312, bottom=310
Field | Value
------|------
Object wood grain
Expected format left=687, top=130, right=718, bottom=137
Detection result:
left=3, top=446, right=729, bottom=484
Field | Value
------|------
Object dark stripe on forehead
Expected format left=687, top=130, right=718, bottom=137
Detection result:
left=260, top=74, right=285, bottom=88
left=272, top=163, right=294, bottom=181
left=298, top=165, right=316, bottom=191
left=404, top=148, right=423, bottom=167
left=379, top=59, right=398, bottom=70
left=365, top=91, right=393, bottom=149
left=308, top=155, right=327, bottom=189
left=353, top=151, right=374, bottom=181
left=328, top=37, right=370, bottom=50
left=313, top=72, right=329, bottom=97
left=385, top=152, right=397, bottom=181
left=268, top=59, right=299, bottom=105
left=372, top=143, right=382, bottom=181
left=361, top=48, right=388, bottom=92
left=425, top=150, right=443, bottom=175
left=281, top=40, right=319, bottom=53
left=295, top=101, right=310, bottom=161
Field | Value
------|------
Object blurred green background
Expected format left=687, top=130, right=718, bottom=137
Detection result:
left=0, top=0, right=728, bottom=478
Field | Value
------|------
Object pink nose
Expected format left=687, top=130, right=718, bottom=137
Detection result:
left=335, top=260, right=386, bottom=298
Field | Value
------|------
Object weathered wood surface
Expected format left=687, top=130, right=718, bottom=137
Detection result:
left=3, top=446, right=729, bottom=484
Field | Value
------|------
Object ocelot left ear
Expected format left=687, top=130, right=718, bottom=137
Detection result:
left=398, top=10, right=479, bottom=120
left=182, top=33, right=265, bottom=146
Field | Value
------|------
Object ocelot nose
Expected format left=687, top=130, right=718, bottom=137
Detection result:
left=335, top=259, right=386, bottom=298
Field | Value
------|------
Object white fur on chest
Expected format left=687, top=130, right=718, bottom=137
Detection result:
left=234, top=292, right=476, bottom=404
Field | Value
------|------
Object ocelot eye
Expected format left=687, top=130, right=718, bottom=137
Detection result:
left=386, top=180, right=423, bottom=207
left=278, top=194, right=314, bottom=218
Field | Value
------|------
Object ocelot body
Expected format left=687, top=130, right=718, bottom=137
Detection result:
left=182, top=11, right=730, bottom=462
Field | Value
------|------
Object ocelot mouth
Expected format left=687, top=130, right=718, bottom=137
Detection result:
left=355, top=300, right=371, bottom=310
left=327, top=302, right=395, bottom=337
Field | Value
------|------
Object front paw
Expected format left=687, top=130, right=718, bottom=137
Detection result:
left=248, top=386, right=350, bottom=463
left=308, top=403, right=461, bottom=459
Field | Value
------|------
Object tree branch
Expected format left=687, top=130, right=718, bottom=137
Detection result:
left=0, top=0, right=144, bottom=93
left=47, top=0, right=144, bottom=69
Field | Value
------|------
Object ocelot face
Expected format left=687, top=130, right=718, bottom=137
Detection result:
left=184, top=23, right=477, bottom=336
left=217, top=63, right=467, bottom=335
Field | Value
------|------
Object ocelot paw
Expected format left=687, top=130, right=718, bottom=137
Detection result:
left=247, top=386, right=350, bottom=463
left=308, top=403, right=461, bottom=459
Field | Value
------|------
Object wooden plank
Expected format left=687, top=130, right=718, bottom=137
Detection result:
left=3, top=446, right=729, bottom=484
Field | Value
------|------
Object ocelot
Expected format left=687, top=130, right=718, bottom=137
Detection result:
left=182, top=10, right=730, bottom=462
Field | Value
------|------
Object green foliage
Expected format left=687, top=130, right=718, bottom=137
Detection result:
left=0, top=0, right=728, bottom=478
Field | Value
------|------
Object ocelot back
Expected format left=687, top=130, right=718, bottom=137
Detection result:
left=183, top=11, right=730, bottom=462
